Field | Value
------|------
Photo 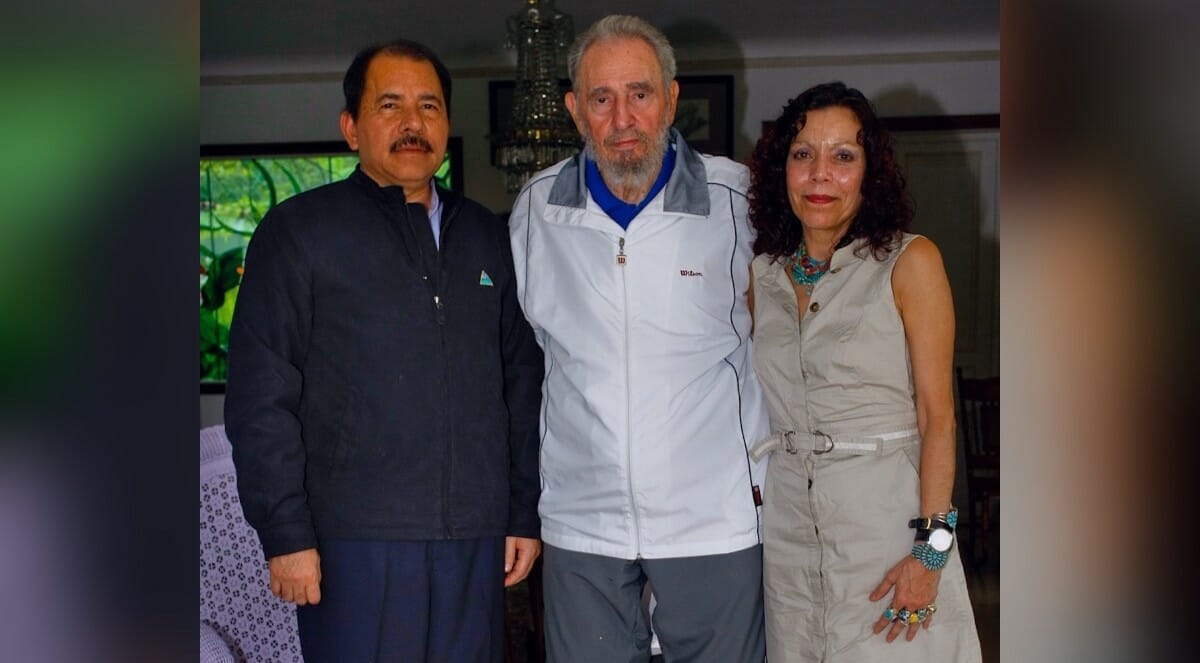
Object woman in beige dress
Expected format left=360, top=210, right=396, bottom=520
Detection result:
left=746, top=82, right=982, bottom=662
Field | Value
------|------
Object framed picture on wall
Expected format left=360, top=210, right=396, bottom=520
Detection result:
left=673, top=75, right=734, bottom=157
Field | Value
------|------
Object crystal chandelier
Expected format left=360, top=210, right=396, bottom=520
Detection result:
left=494, top=0, right=580, bottom=193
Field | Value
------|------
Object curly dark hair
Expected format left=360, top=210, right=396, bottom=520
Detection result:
left=748, top=81, right=913, bottom=261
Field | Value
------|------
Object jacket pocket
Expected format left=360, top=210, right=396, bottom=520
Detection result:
left=900, top=439, right=922, bottom=479
left=300, top=366, right=361, bottom=476
left=325, top=386, right=359, bottom=476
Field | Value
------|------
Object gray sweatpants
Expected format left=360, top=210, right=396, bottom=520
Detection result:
left=542, top=544, right=765, bottom=663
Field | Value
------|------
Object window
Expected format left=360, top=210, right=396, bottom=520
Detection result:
left=200, top=139, right=463, bottom=386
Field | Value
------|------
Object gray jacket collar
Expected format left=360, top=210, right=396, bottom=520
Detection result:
left=547, top=128, right=711, bottom=216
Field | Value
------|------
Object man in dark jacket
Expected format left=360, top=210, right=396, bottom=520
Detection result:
left=224, top=39, right=544, bottom=662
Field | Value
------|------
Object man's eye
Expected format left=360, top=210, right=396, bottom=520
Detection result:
left=635, top=92, right=646, bottom=100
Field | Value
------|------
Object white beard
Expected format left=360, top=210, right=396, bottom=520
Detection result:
left=583, top=124, right=672, bottom=194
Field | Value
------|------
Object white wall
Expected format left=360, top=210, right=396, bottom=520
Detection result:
left=202, top=54, right=998, bottom=214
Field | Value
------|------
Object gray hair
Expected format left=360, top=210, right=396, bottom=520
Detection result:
left=567, top=14, right=677, bottom=94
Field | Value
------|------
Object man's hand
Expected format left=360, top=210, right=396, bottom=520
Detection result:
left=268, top=548, right=322, bottom=605
left=503, top=536, right=541, bottom=587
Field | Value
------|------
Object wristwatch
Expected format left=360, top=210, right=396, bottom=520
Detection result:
left=909, top=512, right=957, bottom=553
left=926, top=526, right=954, bottom=552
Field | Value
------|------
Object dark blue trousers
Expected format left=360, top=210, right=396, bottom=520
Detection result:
left=297, top=537, right=505, bottom=663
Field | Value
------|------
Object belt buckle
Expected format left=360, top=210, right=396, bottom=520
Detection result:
left=812, top=430, right=834, bottom=455
left=783, top=431, right=798, bottom=454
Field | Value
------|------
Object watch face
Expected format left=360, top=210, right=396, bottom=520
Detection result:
left=929, top=528, right=953, bottom=552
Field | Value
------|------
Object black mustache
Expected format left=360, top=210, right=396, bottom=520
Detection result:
left=390, top=135, right=433, bottom=152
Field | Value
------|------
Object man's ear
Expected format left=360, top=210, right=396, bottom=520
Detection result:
left=339, top=110, right=359, bottom=151
left=666, top=79, right=681, bottom=124
left=564, top=90, right=586, bottom=135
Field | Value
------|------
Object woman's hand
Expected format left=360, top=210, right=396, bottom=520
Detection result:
left=869, top=554, right=941, bottom=642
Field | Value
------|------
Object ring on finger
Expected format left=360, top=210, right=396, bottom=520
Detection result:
left=915, top=603, right=938, bottom=624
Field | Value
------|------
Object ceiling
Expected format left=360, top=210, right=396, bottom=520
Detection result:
left=201, top=0, right=1000, bottom=76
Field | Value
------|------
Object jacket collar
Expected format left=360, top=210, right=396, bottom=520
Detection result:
left=547, top=128, right=710, bottom=216
left=349, top=165, right=460, bottom=216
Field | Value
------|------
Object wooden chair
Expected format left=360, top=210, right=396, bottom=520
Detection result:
left=955, top=367, right=1000, bottom=566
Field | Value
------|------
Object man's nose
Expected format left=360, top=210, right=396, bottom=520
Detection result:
left=398, top=104, right=424, bottom=132
left=612, top=98, right=634, bottom=129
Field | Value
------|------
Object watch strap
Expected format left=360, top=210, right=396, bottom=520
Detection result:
left=908, top=517, right=953, bottom=532
left=908, top=508, right=959, bottom=532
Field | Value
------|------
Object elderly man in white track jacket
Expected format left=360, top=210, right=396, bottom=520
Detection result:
left=511, top=130, right=769, bottom=558
left=508, top=15, right=770, bottom=662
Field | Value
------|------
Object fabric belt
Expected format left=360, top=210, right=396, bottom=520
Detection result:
left=749, top=427, right=920, bottom=461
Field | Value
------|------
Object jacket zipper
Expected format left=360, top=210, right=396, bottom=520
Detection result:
left=436, top=200, right=458, bottom=537
left=618, top=235, right=641, bottom=555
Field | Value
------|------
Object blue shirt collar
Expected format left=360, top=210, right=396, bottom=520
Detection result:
left=427, top=181, right=443, bottom=248
left=585, top=144, right=677, bottom=230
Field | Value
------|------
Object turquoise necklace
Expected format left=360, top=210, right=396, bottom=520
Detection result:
left=788, top=241, right=830, bottom=296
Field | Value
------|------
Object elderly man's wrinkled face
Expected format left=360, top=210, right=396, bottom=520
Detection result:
left=565, top=37, right=679, bottom=192
left=340, top=54, right=449, bottom=195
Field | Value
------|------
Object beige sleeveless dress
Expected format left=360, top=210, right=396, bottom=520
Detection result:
left=750, top=234, right=981, bottom=662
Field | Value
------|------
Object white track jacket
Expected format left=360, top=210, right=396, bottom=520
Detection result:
left=509, top=131, right=770, bottom=559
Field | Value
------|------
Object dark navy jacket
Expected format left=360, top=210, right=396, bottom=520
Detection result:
left=225, top=167, right=543, bottom=558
